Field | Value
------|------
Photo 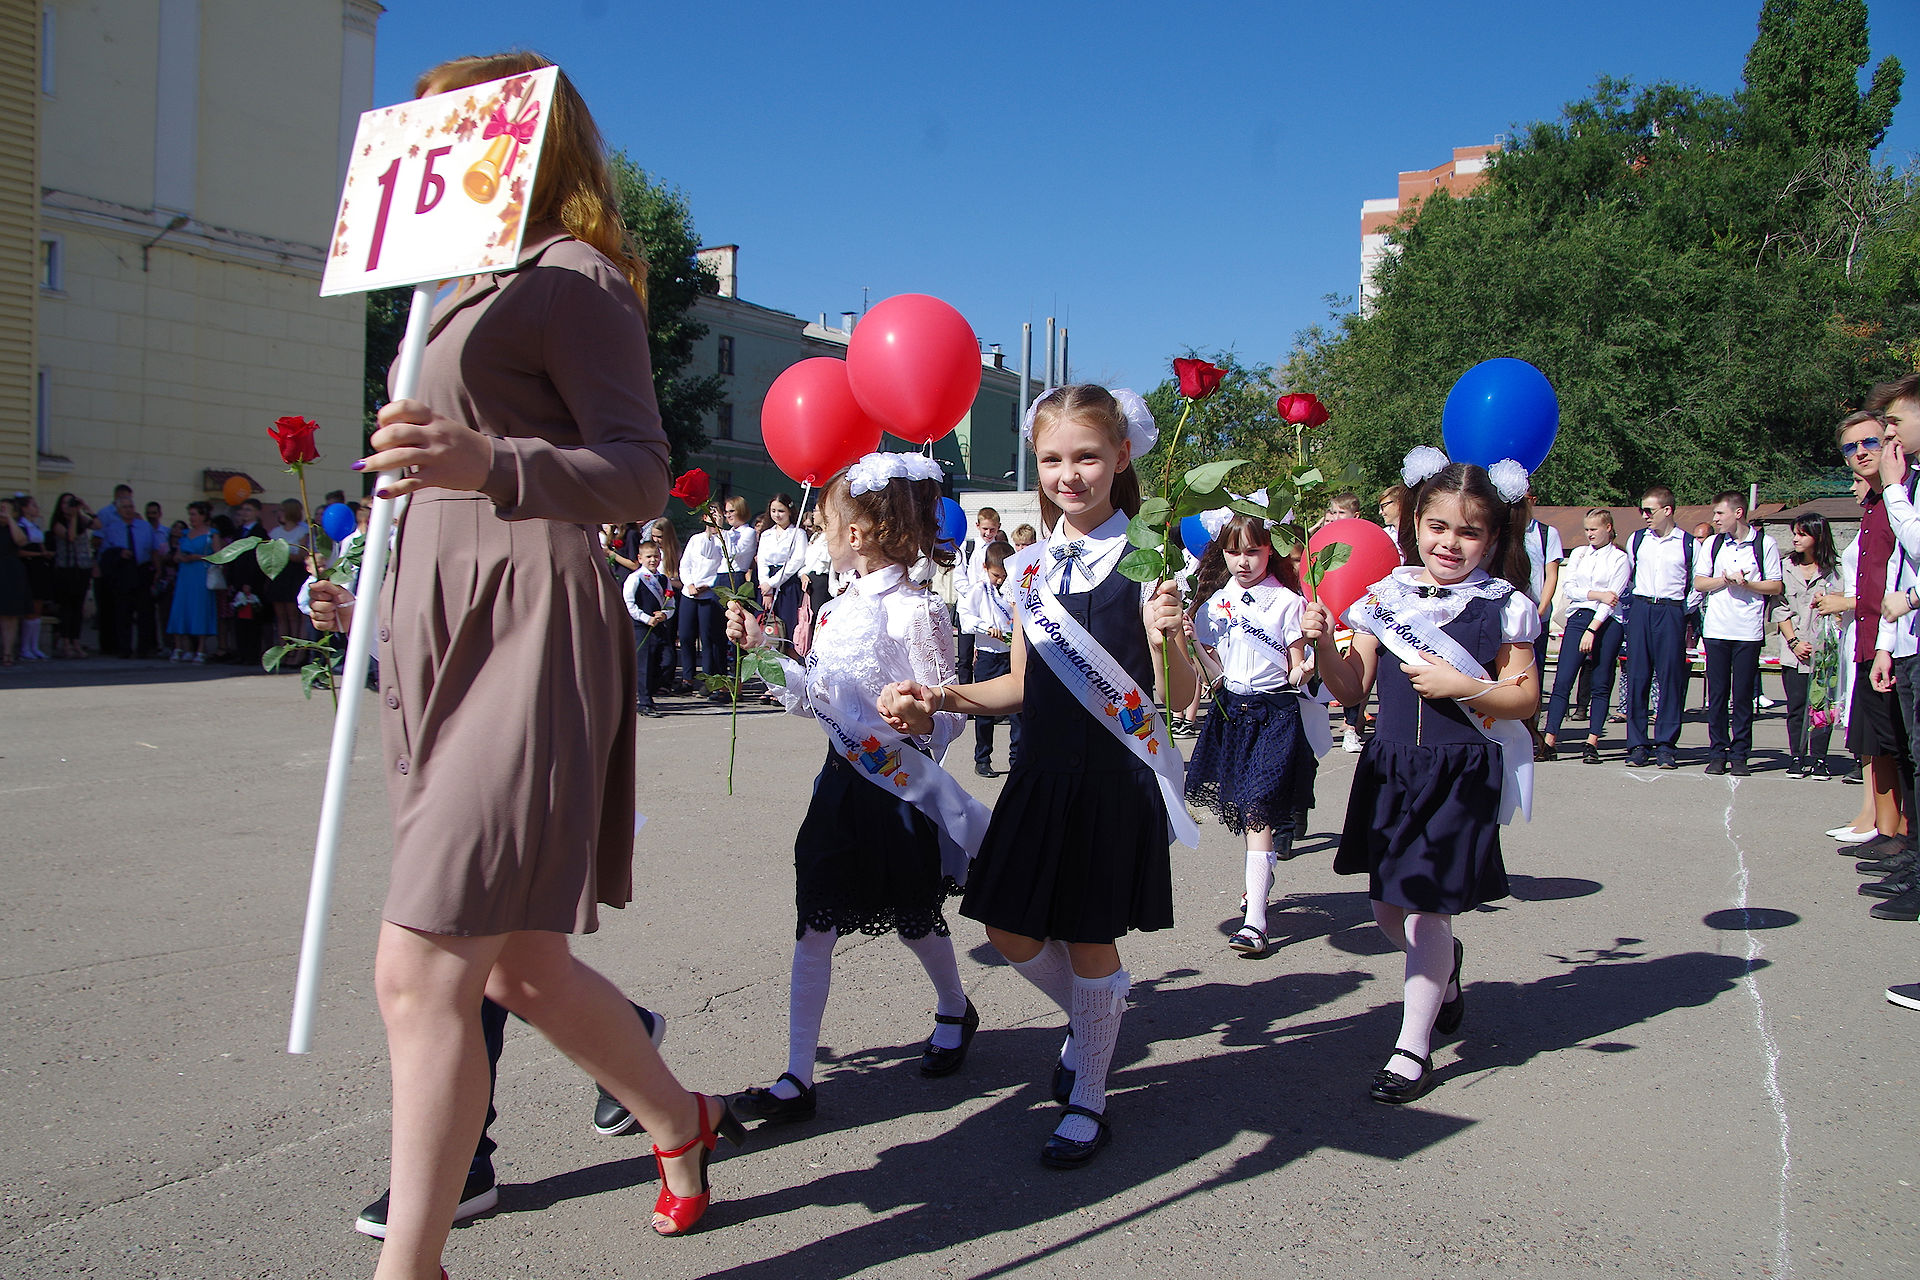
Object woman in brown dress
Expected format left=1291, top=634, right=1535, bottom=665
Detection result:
left=312, top=54, right=740, bottom=1280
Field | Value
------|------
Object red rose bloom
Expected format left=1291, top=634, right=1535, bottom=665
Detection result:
left=1276, top=393, right=1330, bottom=429
left=1173, top=358, right=1226, bottom=401
left=268, top=415, right=320, bottom=465
left=669, top=467, right=711, bottom=509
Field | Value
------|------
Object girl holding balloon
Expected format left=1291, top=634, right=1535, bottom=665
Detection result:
left=1302, top=451, right=1539, bottom=1104
left=881, top=384, right=1188, bottom=1169
left=756, top=493, right=808, bottom=642
left=1181, top=514, right=1310, bottom=957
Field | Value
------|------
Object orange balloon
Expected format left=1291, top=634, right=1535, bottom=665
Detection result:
left=222, top=476, right=251, bottom=506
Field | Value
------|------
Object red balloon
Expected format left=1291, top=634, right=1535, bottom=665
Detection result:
left=845, top=294, right=982, bottom=445
left=1306, top=517, right=1401, bottom=626
left=761, top=357, right=884, bottom=486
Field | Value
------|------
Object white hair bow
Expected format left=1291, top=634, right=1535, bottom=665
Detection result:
left=1020, top=386, right=1161, bottom=456
left=845, top=451, right=944, bottom=497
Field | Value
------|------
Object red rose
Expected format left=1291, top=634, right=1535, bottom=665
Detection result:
left=268, top=415, right=320, bottom=465
left=1276, top=393, right=1330, bottom=429
left=1173, top=358, right=1226, bottom=401
left=669, top=467, right=711, bottom=509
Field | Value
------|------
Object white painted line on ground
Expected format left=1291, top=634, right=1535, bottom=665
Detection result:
left=1725, top=777, right=1793, bottom=1278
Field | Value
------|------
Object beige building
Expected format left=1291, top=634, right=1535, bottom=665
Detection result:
left=1359, top=143, right=1497, bottom=310
left=13, top=0, right=379, bottom=513
left=687, top=245, right=1033, bottom=514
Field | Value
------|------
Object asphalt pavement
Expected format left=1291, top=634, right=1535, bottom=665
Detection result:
left=0, top=659, right=1914, bottom=1279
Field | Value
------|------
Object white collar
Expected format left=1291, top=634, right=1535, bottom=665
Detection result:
left=1048, top=509, right=1128, bottom=549
left=850, top=563, right=906, bottom=596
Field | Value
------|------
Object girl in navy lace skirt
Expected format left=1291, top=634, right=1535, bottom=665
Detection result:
left=1182, top=514, right=1309, bottom=958
left=1304, top=457, right=1539, bottom=1105
left=724, top=454, right=980, bottom=1126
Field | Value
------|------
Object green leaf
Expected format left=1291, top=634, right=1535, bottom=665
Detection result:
left=1291, top=466, right=1324, bottom=488
left=1173, top=487, right=1222, bottom=519
left=254, top=537, right=290, bottom=581
left=300, top=660, right=336, bottom=700
left=1127, top=499, right=1170, bottom=548
left=262, top=643, right=291, bottom=673
left=739, top=649, right=786, bottom=688
left=205, top=536, right=262, bottom=565
left=1306, top=542, right=1352, bottom=590
left=1116, top=547, right=1167, bottom=582
left=1268, top=525, right=1299, bottom=556
left=1225, top=498, right=1270, bottom=522
left=1134, top=495, right=1170, bottom=527
left=1180, top=458, right=1249, bottom=495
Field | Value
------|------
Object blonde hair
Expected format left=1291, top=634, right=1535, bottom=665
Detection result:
left=1029, top=384, right=1142, bottom=530
left=416, top=52, right=648, bottom=306
left=723, top=494, right=751, bottom=523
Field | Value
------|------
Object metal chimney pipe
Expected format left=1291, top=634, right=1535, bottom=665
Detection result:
left=1059, top=327, right=1069, bottom=385
left=1044, top=316, right=1057, bottom=391
left=1018, top=322, right=1033, bottom=492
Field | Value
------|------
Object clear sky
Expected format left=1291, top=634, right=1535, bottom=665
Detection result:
left=371, top=1, right=1920, bottom=394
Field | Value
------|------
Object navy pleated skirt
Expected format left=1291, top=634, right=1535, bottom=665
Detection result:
left=1334, top=739, right=1509, bottom=915
left=794, top=749, right=956, bottom=940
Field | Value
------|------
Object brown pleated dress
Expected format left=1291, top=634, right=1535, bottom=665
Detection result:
left=378, top=227, right=669, bottom=937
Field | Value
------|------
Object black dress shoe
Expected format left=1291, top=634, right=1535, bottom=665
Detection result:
left=1369, top=1048, right=1435, bottom=1104
left=1051, top=1057, right=1076, bottom=1107
left=1434, top=939, right=1465, bottom=1036
left=591, top=1006, right=666, bottom=1134
left=1625, top=749, right=1652, bottom=768
left=1856, top=851, right=1916, bottom=875
left=1581, top=743, right=1601, bottom=764
left=1705, top=759, right=1727, bottom=776
left=1730, top=760, right=1751, bottom=777
left=920, top=1000, right=980, bottom=1077
left=1039, top=1104, right=1111, bottom=1169
left=731, top=1073, right=818, bottom=1123
left=1860, top=870, right=1918, bottom=899
left=974, top=762, right=996, bottom=777
left=1843, top=833, right=1907, bottom=857
left=1871, top=886, right=1920, bottom=920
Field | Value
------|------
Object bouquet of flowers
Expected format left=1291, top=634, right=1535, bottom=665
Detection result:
left=1808, top=620, right=1842, bottom=730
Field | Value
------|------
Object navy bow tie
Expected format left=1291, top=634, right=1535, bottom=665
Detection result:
left=1416, top=584, right=1452, bottom=599
left=1051, top=540, right=1088, bottom=591
left=1051, top=541, right=1087, bottom=563
left=1241, top=591, right=1256, bottom=605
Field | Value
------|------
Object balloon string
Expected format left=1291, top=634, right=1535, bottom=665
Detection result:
left=797, top=480, right=813, bottom=522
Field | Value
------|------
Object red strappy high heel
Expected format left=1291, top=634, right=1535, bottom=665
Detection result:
left=651, top=1093, right=746, bottom=1236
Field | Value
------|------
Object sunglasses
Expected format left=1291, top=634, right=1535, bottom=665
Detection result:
left=1842, top=436, right=1884, bottom=459
left=1638, top=506, right=1663, bottom=515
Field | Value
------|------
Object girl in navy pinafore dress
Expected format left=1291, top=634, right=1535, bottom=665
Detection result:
left=879, top=384, right=1186, bottom=1171
left=1304, top=458, right=1540, bottom=1105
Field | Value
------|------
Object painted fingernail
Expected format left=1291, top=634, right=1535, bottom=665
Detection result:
left=376, top=489, right=391, bottom=498
left=350, top=461, right=366, bottom=471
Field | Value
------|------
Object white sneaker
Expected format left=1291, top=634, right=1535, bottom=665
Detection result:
left=1341, top=727, right=1363, bottom=754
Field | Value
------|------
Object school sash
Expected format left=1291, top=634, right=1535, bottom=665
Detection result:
left=1015, top=561, right=1201, bottom=848
left=1349, top=581, right=1533, bottom=825
left=802, top=642, right=991, bottom=886
left=1217, top=595, right=1329, bottom=757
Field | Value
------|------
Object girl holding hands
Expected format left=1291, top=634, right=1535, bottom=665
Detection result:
left=882, top=384, right=1188, bottom=1169
left=1302, top=452, right=1540, bottom=1104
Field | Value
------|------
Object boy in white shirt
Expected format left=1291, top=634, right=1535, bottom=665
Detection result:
left=1693, top=490, right=1784, bottom=775
left=952, top=506, right=1002, bottom=683
left=623, top=542, right=676, bottom=717
left=959, top=540, right=1020, bottom=776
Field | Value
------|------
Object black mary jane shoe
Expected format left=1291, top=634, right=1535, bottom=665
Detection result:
left=1040, top=1104, right=1111, bottom=1169
left=1434, top=938, right=1465, bottom=1036
left=1580, top=743, right=1601, bottom=764
left=1050, top=1038, right=1077, bottom=1106
left=729, top=1073, right=817, bottom=1124
left=1369, top=1048, right=1435, bottom=1105
left=1535, top=742, right=1557, bottom=763
left=919, top=1000, right=980, bottom=1077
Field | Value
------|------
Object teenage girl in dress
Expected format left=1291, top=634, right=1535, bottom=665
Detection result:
left=881, top=384, right=1185, bottom=1169
left=725, top=453, right=982, bottom=1123
left=1302, top=456, right=1539, bottom=1104
left=1182, top=514, right=1309, bottom=958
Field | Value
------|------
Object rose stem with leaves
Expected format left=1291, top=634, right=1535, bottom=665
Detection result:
left=1153, top=400, right=1196, bottom=719
left=290, top=460, right=337, bottom=714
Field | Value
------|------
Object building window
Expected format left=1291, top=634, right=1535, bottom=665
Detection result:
left=716, top=402, right=733, bottom=441
left=717, top=335, right=734, bottom=375
left=35, top=368, right=51, bottom=454
left=40, top=7, right=53, bottom=96
left=39, top=236, right=61, bottom=292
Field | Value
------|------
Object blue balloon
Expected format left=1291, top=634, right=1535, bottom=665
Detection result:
left=1181, top=515, right=1213, bottom=560
left=1441, top=358, right=1559, bottom=473
left=321, top=502, right=357, bottom=543
left=938, top=498, right=967, bottom=545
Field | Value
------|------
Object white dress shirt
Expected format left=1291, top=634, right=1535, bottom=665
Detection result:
left=722, top=524, right=757, bottom=575
left=755, top=524, right=808, bottom=590
left=1524, top=519, right=1565, bottom=604
left=1627, top=527, right=1694, bottom=601
left=773, top=562, right=964, bottom=757
left=1698, top=530, right=1784, bottom=642
left=960, top=578, right=1015, bottom=654
left=1556, top=543, right=1631, bottom=627
left=622, top=567, right=677, bottom=624
left=1192, top=578, right=1305, bottom=694
left=1026, top=511, right=1133, bottom=596
left=680, top=530, right=724, bottom=592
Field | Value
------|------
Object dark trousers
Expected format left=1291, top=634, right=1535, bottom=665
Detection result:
left=95, top=559, right=156, bottom=656
left=1545, top=609, right=1597, bottom=737
left=698, top=592, right=730, bottom=678
left=1704, top=637, right=1761, bottom=762
left=956, top=630, right=975, bottom=683
left=1780, top=668, right=1833, bottom=766
left=469, top=995, right=653, bottom=1179
left=52, top=566, right=89, bottom=642
left=1548, top=611, right=1625, bottom=740
left=971, top=649, right=1022, bottom=767
left=1895, top=656, right=1920, bottom=826
left=678, top=594, right=704, bottom=684
left=634, top=622, right=660, bottom=707
left=1626, top=599, right=1687, bottom=753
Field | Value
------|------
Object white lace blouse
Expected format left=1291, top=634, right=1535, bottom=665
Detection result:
left=774, top=562, right=964, bottom=757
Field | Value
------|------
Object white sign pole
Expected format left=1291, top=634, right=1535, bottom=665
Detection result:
left=286, top=283, right=432, bottom=1054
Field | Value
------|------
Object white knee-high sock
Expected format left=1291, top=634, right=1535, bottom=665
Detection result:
left=1391, top=912, right=1453, bottom=1077
left=1010, top=939, right=1078, bottom=1069
left=1243, top=849, right=1275, bottom=934
left=900, top=931, right=968, bottom=1048
left=21, top=617, right=40, bottom=657
left=778, top=928, right=837, bottom=1095
left=1057, top=969, right=1130, bottom=1142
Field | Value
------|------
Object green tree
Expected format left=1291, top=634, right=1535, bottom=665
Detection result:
left=1283, top=3, right=1915, bottom=507
left=1743, top=0, right=1902, bottom=152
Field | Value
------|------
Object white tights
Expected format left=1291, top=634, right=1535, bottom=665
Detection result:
left=1372, top=903, right=1454, bottom=1079
left=773, top=927, right=970, bottom=1097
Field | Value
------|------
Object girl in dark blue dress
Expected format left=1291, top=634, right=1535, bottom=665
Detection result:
left=881, top=384, right=1186, bottom=1169
left=1304, top=457, right=1540, bottom=1104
